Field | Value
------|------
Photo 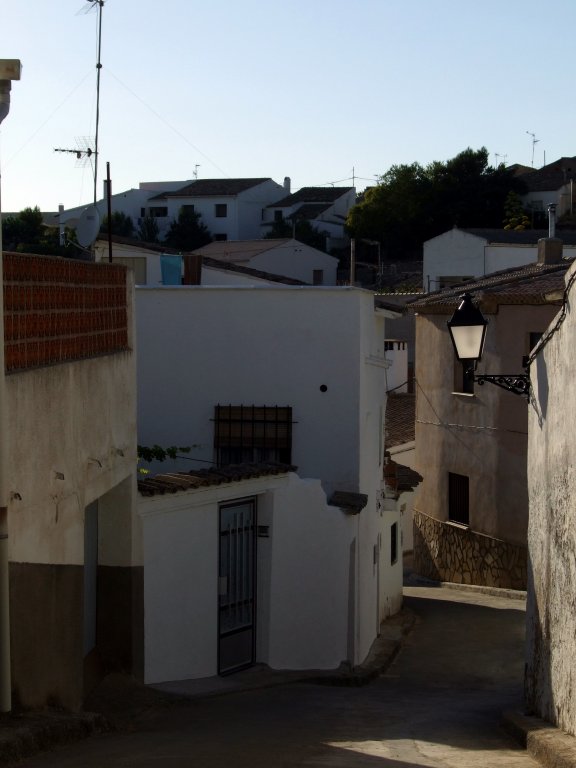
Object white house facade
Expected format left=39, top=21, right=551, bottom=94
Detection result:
left=423, top=227, right=576, bottom=292
left=135, top=285, right=403, bottom=682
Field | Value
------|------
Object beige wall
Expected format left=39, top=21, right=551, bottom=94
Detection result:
left=526, top=262, right=576, bottom=735
left=414, top=303, right=559, bottom=554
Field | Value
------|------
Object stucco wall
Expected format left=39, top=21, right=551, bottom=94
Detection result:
left=136, top=286, right=380, bottom=497
left=526, top=262, right=576, bottom=734
left=249, top=244, right=338, bottom=285
left=139, top=473, right=359, bottom=683
left=414, top=302, right=559, bottom=588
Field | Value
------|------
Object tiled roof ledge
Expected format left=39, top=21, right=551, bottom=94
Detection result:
left=537, top=237, right=564, bottom=264
left=328, top=491, right=368, bottom=514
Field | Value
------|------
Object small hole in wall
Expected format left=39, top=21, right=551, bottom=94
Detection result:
left=320, top=385, right=328, bottom=392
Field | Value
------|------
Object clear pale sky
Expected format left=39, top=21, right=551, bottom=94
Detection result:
left=1, top=0, right=575, bottom=213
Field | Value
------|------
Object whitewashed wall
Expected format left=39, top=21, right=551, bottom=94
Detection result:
left=526, top=260, right=576, bottom=735
left=423, top=229, right=576, bottom=291
left=136, top=285, right=401, bottom=675
left=139, top=473, right=356, bottom=683
left=249, top=242, right=338, bottom=285
left=136, top=286, right=378, bottom=496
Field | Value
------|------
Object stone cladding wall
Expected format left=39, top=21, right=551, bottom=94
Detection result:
left=413, top=509, right=527, bottom=590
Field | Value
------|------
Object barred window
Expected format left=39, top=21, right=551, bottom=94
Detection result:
left=214, top=405, right=293, bottom=466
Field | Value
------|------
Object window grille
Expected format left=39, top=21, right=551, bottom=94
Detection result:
left=213, top=405, right=293, bottom=466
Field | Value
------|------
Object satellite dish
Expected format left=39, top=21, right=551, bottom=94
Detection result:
left=75, top=205, right=101, bottom=248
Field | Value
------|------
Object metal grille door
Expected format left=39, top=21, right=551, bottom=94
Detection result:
left=218, top=499, right=256, bottom=674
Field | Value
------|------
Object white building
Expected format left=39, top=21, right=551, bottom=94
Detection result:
left=60, top=177, right=288, bottom=242
left=423, top=227, right=576, bottom=292
left=261, top=186, right=356, bottom=251
left=191, top=238, right=339, bottom=285
left=135, top=285, right=403, bottom=683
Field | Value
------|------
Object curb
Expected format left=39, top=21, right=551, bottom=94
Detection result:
left=502, top=711, right=576, bottom=768
left=0, top=711, right=111, bottom=767
left=405, top=574, right=527, bottom=601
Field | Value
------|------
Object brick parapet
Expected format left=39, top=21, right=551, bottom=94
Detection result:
left=413, top=508, right=527, bottom=590
left=3, top=253, right=129, bottom=373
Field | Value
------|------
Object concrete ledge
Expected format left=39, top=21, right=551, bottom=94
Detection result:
left=503, top=710, right=576, bottom=768
left=405, top=573, right=527, bottom=601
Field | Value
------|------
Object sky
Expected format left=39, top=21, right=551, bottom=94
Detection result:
left=1, top=0, right=575, bottom=213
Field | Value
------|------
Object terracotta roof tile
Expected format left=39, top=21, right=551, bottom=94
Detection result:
left=408, top=261, right=569, bottom=312
left=385, top=393, right=416, bottom=448
left=138, top=463, right=296, bottom=496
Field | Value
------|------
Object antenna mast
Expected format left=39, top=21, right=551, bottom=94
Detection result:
left=526, top=131, right=539, bottom=168
left=93, top=0, right=104, bottom=204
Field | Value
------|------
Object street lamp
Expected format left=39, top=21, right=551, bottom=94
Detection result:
left=447, top=293, right=531, bottom=398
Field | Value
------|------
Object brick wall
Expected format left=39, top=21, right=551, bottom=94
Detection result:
left=4, top=253, right=129, bottom=373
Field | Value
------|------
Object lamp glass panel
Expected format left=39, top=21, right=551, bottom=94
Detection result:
left=450, top=324, right=485, bottom=361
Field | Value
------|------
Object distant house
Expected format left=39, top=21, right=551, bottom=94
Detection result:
left=135, top=283, right=403, bottom=683
left=409, top=242, right=568, bottom=589
left=423, top=226, right=576, bottom=292
left=93, top=236, right=310, bottom=287
left=3, top=252, right=138, bottom=711
left=147, top=178, right=287, bottom=241
left=515, top=156, right=576, bottom=219
left=261, top=186, right=356, bottom=251
left=59, top=177, right=287, bottom=242
left=191, top=238, right=339, bottom=285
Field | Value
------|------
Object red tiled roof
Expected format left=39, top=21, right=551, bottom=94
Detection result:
left=385, top=393, right=415, bottom=448
left=408, top=261, right=569, bottom=313
left=138, top=463, right=296, bottom=496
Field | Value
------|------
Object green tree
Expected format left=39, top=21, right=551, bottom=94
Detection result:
left=100, top=211, right=135, bottom=237
left=164, top=207, right=212, bottom=251
left=2, top=206, right=44, bottom=250
left=347, top=148, right=527, bottom=260
left=138, top=215, right=160, bottom=243
left=503, top=191, right=530, bottom=230
left=264, top=217, right=329, bottom=252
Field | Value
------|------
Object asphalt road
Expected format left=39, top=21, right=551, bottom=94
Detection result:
left=17, top=585, right=537, bottom=767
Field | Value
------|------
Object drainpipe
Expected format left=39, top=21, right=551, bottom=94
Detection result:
left=0, top=60, right=21, bottom=713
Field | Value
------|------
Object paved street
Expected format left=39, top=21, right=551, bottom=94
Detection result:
left=17, top=585, right=537, bottom=767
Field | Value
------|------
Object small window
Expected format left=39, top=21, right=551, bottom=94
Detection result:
left=181, top=204, right=195, bottom=214
left=453, top=360, right=474, bottom=394
left=214, top=234, right=228, bottom=241
left=312, top=269, right=324, bottom=285
left=448, top=472, right=469, bottom=525
left=140, top=207, right=146, bottom=217
left=214, top=405, right=293, bottom=466
left=215, top=203, right=227, bottom=218
left=274, top=210, right=283, bottom=223
left=390, top=522, right=398, bottom=565
left=149, top=206, right=168, bottom=218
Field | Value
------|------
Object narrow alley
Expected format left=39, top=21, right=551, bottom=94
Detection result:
left=14, top=583, right=536, bottom=767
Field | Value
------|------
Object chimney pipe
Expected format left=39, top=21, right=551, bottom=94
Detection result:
left=548, top=203, right=557, bottom=238
left=283, top=176, right=291, bottom=193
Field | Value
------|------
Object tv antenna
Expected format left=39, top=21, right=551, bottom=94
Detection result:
left=193, top=164, right=200, bottom=179
left=526, top=131, right=539, bottom=168
left=495, top=153, right=507, bottom=166
left=56, top=1, right=104, bottom=204
left=54, top=136, right=95, bottom=166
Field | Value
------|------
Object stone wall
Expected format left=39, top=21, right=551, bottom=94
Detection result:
left=413, top=509, right=527, bottom=590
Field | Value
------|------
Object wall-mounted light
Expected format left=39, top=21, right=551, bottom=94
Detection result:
left=447, top=292, right=530, bottom=397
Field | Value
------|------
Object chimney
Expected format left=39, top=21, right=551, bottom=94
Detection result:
left=283, top=176, right=291, bottom=193
left=548, top=203, right=557, bottom=238
left=537, top=237, right=563, bottom=264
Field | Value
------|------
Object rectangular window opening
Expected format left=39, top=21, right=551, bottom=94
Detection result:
left=215, top=203, right=228, bottom=218
left=214, top=405, right=293, bottom=466
left=448, top=472, right=469, bottom=526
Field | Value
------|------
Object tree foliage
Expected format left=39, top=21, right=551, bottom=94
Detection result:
left=101, top=211, right=135, bottom=237
left=137, top=444, right=191, bottom=463
left=1, top=206, right=79, bottom=257
left=164, top=207, right=212, bottom=251
left=346, top=148, right=527, bottom=260
left=503, top=191, right=530, bottom=230
left=138, top=215, right=160, bottom=243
